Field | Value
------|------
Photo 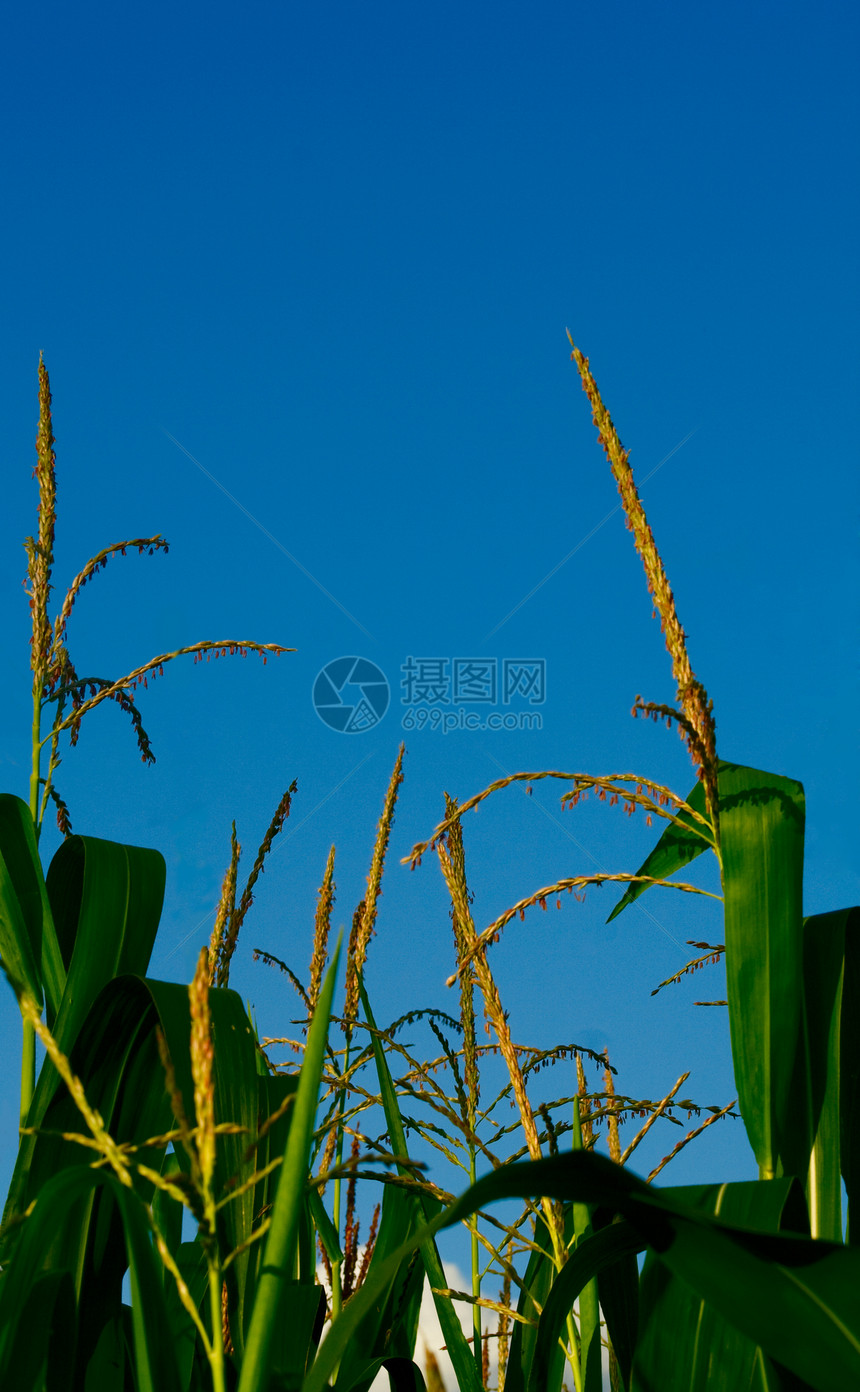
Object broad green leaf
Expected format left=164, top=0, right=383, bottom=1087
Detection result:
left=607, top=776, right=712, bottom=922
left=338, top=1355, right=427, bottom=1392
left=504, top=1206, right=573, bottom=1392
left=800, top=909, right=857, bottom=1241
left=45, top=834, right=165, bottom=1062
left=0, top=792, right=62, bottom=1015
left=631, top=1177, right=807, bottom=1391
left=305, top=1152, right=860, bottom=1392
left=0, top=1268, right=77, bottom=1392
left=2, top=967, right=261, bottom=1336
left=528, top=1219, right=645, bottom=1392
left=264, top=1281, right=326, bottom=1390
left=0, top=1167, right=182, bottom=1392
left=162, top=1241, right=209, bottom=1392
left=594, top=1215, right=641, bottom=1391
left=357, top=983, right=484, bottom=1392
left=841, top=910, right=860, bottom=1242
left=333, top=1180, right=428, bottom=1392
left=719, top=762, right=806, bottom=1178
left=238, top=936, right=342, bottom=1392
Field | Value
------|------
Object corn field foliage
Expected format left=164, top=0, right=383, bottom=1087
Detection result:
left=0, top=350, right=857, bottom=1392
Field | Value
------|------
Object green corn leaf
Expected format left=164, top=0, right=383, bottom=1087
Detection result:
left=504, top=1205, right=573, bottom=1392
left=0, top=1268, right=77, bottom=1392
left=528, top=1219, right=645, bottom=1392
left=631, top=1177, right=807, bottom=1391
left=308, top=1184, right=343, bottom=1265
left=237, top=934, right=342, bottom=1392
left=840, top=909, right=860, bottom=1243
left=0, top=792, right=62, bottom=1016
left=719, top=762, right=806, bottom=1179
left=800, top=909, right=859, bottom=1241
left=334, top=1180, right=428, bottom=1391
left=2, top=969, right=260, bottom=1329
left=356, top=982, right=484, bottom=1392
left=305, top=1152, right=860, bottom=1392
left=264, top=1281, right=327, bottom=1390
left=594, top=1214, right=641, bottom=1391
left=606, top=776, right=712, bottom=923
left=162, top=1241, right=209, bottom=1392
left=45, top=834, right=165, bottom=1062
left=0, top=1167, right=182, bottom=1392
left=337, top=1355, right=428, bottom=1392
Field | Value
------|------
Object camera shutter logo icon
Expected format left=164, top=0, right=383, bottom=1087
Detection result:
left=312, top=657, right=390, bottom=733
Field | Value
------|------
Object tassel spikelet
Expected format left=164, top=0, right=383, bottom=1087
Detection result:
left=405, top=768, right=714, bottom=870
left=27, top=356, right=57, bottom=687
left=437, top=839, right=542, bottom=1164
left=189, top=947, right=216, bottom=1194
left=497, top=1245, right=513, bottom=1391
left=209, top=781, right=297, bottom=988
left=603, top=1051, right=622, bottom=1163
left=309, top=845, right=336, bottom=1017
left=424, top=1349, right=446, bottom=1392
left=444, top=795, right=480, bottom=1128
left=575, top=1054, right=594, bottom=1152
left=209, top=823, right=240, bottom=985
left=447, top=871, right=719, bottom=986
left=568, top=334, right=719, bottom=836
left=344, top=746, right=404, bottom=1032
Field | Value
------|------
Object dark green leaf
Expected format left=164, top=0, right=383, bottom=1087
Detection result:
left=504, top=1206, right=572, bottom=1392
left=529, top=1219, right=644, bottom=1392
left=357, top=983, right=483, bottom=1392
left=0, top=793, right=61, bottom=1015
left=305, top=1152, right=860, bottom=1392
left=238, top=937, right=342, bottom=1392
left=719, top=763, right=806, bottom=1178
left=840, top=909, right=860, bottom=1242
left=631, top=1177, right=807, bottom=1391
left=799, top=909, right=859, bottom=1240
left=0, top=1167, right=182, bottom=1392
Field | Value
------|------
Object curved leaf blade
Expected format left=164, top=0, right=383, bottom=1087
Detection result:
left=0, top=1167, right=182, bottom=1392
left=631, top=1177, right=807, bottom=1391
left=607, top=777, right=712, bottom=923
left=305, top=1152, right=860, bottom=1392
left=358, top=982, right=483, bottom=1392
left=238, top=935, right=342, bottom=1392
left=719, top=762, right=806, bottom=1178
left=0, top=793, right=60, bottom=1013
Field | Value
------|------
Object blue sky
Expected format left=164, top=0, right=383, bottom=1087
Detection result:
left=1, top=0, right=858, bottom=1260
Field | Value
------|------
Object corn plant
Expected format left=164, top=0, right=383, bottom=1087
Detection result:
left=0, top=351, right=858, bottom=1392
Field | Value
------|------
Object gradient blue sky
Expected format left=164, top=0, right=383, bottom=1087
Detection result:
left=1, top=1, right=858, bottom=1255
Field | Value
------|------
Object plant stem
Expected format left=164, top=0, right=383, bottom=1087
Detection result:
left=541, top=1194, right=582, bottom=1392
left=30, top=682, right=42, bottom=838
left=207, top=1255, right=227, bottom=1392
left=469, top=1146, right=482, bottom=1385
left=572, top=1096, right=601, bottom=1392
left=20, top=1019, right=35, bottom=1129
left=20, top=682, right=43, bottom=1124
left=330, top=1043, right=351, bottom=1322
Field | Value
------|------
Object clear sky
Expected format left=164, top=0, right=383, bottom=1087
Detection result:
left=1, top=0, right=858, bottom=1278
